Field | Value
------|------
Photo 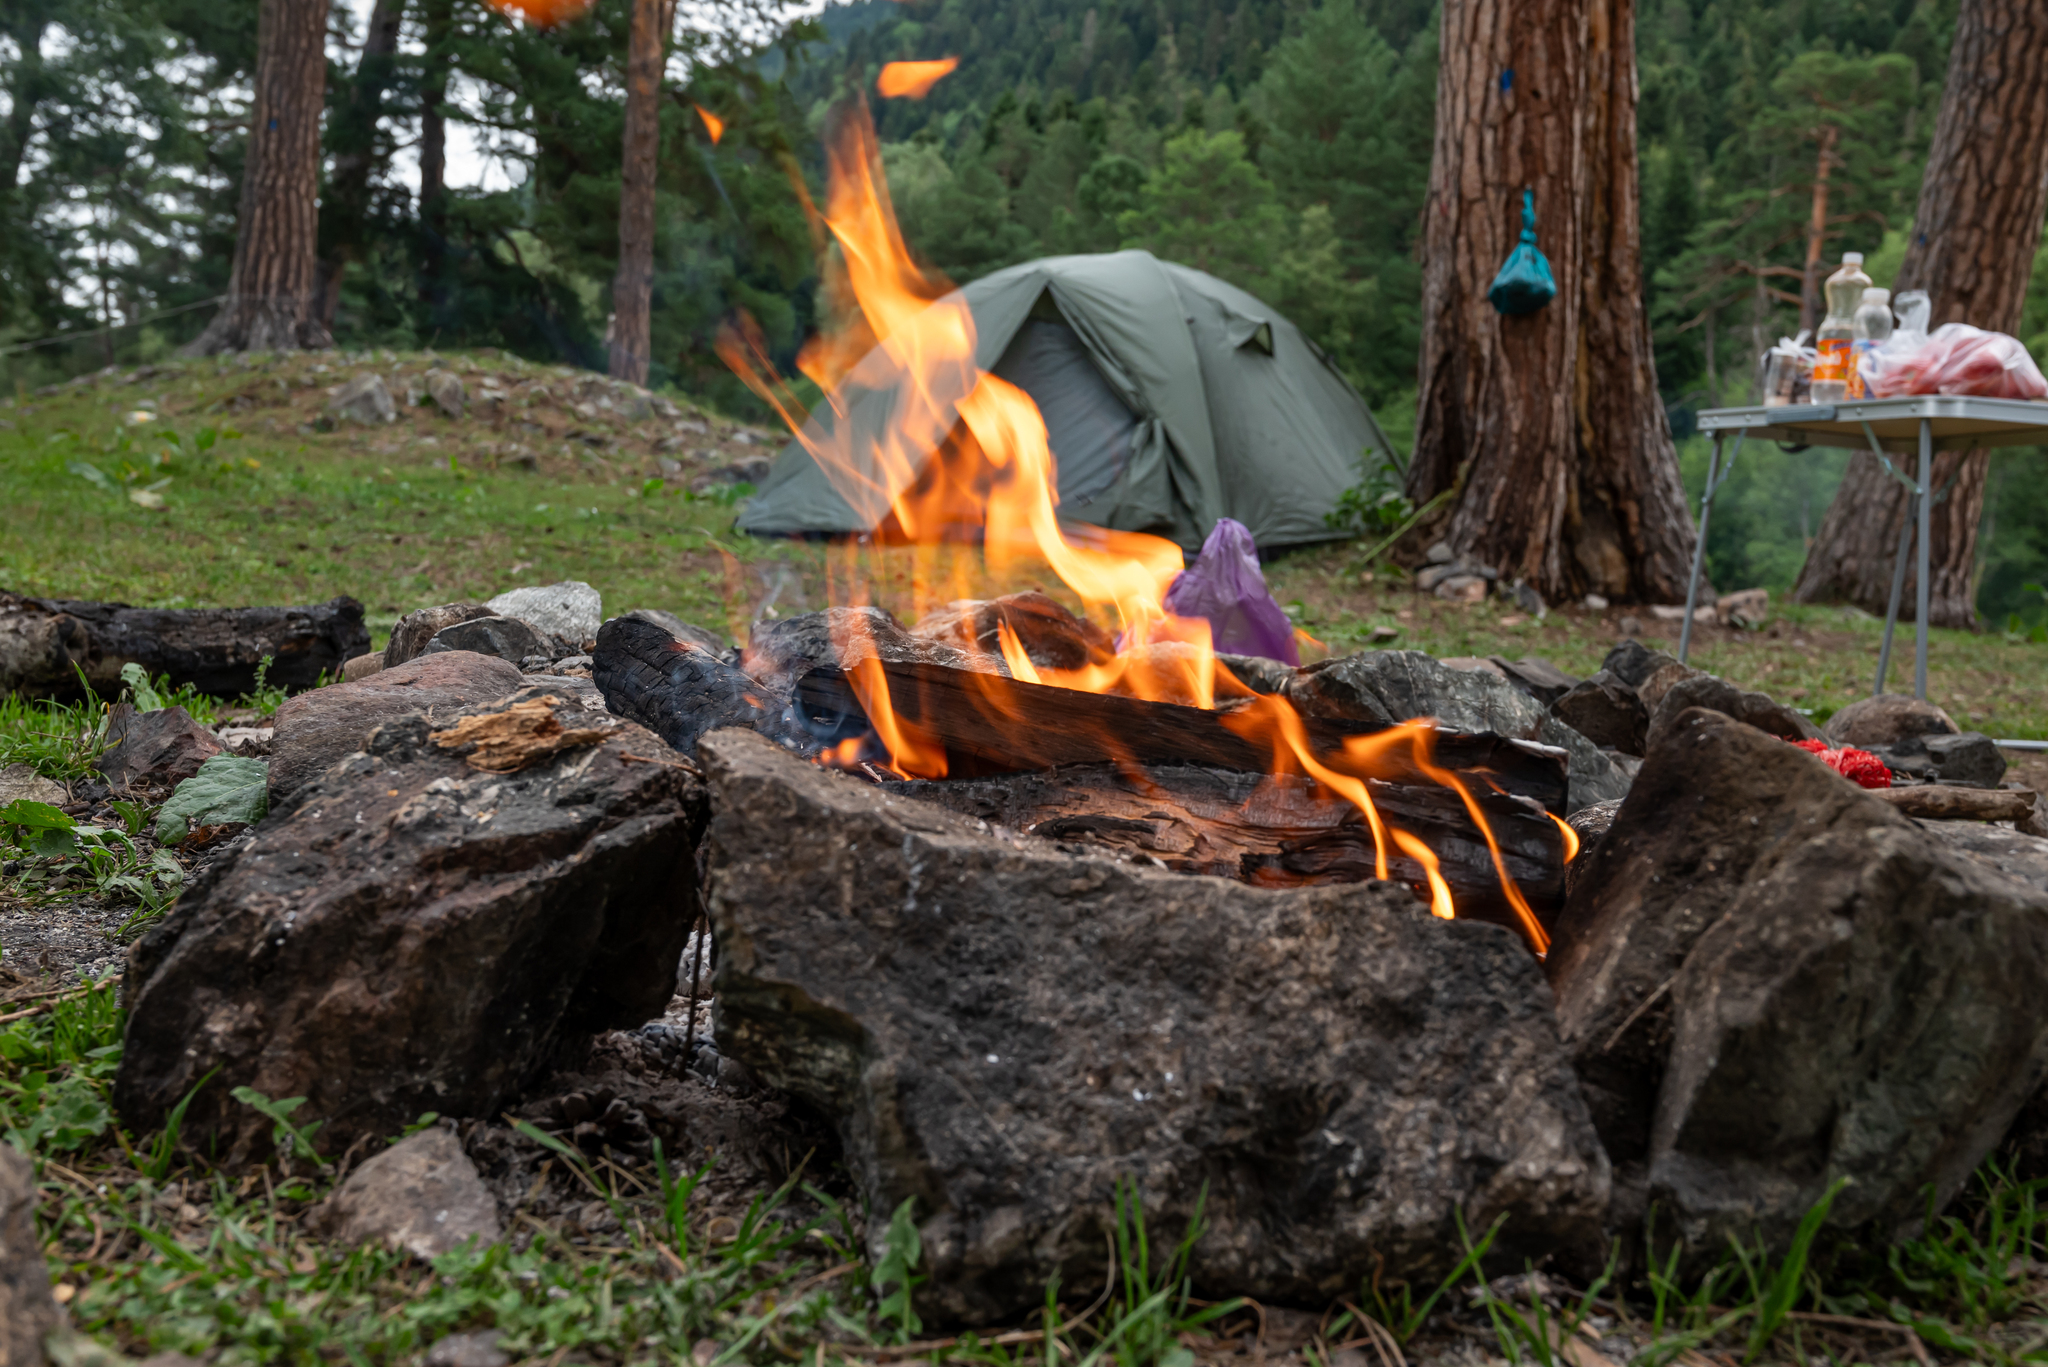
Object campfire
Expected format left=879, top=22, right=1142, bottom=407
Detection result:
left=668, top=104, right=1570, bottom=950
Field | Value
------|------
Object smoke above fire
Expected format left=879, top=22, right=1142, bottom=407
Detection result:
left=717, top=97, right=1552, bottom=955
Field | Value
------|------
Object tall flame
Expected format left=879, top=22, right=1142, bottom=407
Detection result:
left=719, top=100, right=1556, bottom=951
left=695, top=104, right=725, bottom=144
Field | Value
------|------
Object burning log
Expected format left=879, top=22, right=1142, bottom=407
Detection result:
left=794, top=659, right=1570, bottom=807
left=883, top=760, right=1567, bottom=934
left=0, top=591, right=369, bottom=698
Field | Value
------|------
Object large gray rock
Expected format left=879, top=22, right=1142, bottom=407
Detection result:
left=1549, top=709, right=2048, bottom=1262
left=1824, top=693, right=1959, bottom=748
left=1642, top=672, right=1822, bottom=751
left=0, top=1144, right=59, bottom=1367
left=1284, top=651, right=1629, bottom=813
left=116, top=690, right=705, bottom=1162
left=424, top=369, right=466, bottom=420
left=487, top=582, right=602, bottom=647
left=266, top=650, right=524, bottom=804
left=700, top=729, right=1610, bottom=1325
left=318, top=1128, right=502, bottom=1258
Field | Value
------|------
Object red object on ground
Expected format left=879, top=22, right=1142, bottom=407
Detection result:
left=1791, top=737, right=1893, bottom=789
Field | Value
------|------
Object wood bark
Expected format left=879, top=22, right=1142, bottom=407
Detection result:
left=315, top=0, right=404, bottom=331
left=418, top=0, right=454, bottom=322
left=608, top=0, right=665, bottom=386
left=0, top=593, right=370, bottom=699
left=1793, top=0, right=2048, bottom=627
left=1409, top=0, right=1694, bottom=606
left=184, top=0, right=334, bottom=355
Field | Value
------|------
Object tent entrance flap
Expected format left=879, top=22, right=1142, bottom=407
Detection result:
left=989, top=318, right=1139, bottom=509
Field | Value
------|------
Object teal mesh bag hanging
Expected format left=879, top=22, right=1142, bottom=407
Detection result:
left=1488, top=188, right=1556, bottom=316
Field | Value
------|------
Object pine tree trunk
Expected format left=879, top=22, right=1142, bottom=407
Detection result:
left=608, top=0, right=664, bottom=386
left=315, top=0, right=403, bottom=331
left=1409, top=0, right=1693, bottom=605
left=1792, top=0, right=2048, bottom=627
left=418, top=0, right=453, bottom=325
left=184, top=0, right=333, bottom=355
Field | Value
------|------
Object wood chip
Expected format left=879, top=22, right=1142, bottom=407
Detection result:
left=430, top=697, right=612, bottom=773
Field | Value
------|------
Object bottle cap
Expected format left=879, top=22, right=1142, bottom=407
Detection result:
left=1863, top=288, right=1890, bottom=303
left=1843, top=252, right=1865, bottom=264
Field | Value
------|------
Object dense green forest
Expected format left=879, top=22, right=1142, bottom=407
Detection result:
left=2, top=0, right=2045, bottom=622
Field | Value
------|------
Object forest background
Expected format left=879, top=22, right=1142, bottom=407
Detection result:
left=4, top=0, right=2047, bottom=626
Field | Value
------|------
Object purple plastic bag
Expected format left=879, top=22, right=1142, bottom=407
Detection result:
left=1162, top=518, right=1300, bottom=665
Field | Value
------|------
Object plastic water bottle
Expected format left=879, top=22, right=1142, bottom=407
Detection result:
left=1811, top=252, right=1871, bottom=403
left=1850, top=288, right=1893, bottom=400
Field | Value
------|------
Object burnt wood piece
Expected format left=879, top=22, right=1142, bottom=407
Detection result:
left=797, top=660, right=1570, bottom=812
left=884, top=761, right=1566, bottom=935
left=0, top=592, right=368, bottom=699
left=1871, top=785, right=2038, bottom=822
left=593, top=614, right=814, bottom=757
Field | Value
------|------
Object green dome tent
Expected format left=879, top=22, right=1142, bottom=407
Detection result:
left=736, top=249, right=1396, bottom=553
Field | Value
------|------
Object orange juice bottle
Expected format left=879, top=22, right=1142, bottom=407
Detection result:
left=1812, top=252, right=1870, bottom=402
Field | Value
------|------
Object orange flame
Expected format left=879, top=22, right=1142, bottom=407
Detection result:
left=1549, top=812, right=1581, bottom=862
left=482, top=0, right=594, bottom=27
left=877, top=58, right=960, bottom=99
left=695, top=104, right=725, bottom=144
left=718, top=99, right=1553, bottom=950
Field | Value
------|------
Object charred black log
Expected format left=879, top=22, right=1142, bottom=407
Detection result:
left=593, top=614, right=814, bottom=757
left=0, top=592, right=369, bottom=699
left=797, top=660, right=1570, bottom=811
left=885, top=761, right=1567, bottom=935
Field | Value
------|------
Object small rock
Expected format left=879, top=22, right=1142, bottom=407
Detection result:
left=341, top=653, right=385, bottom=683
left=1508, top=580, right=1546, bottom=616
left=552, top=655, right=594, bottom=672
left=1434, top=574, right=1489, bottom=602
left=1600, top=640, right=1679, bottom=690
left=1825, top=693, right=1960, bottom=748
left=384, top=602, right=497, bottom=668
left=266, top=651, right=525, bottom=805
left=1425, top=541, right=1455, bottom=565
left=426, top=1332, right=510, bottom=1367
left=1488, top=655, right=1579, bottom=707
left=1551, top=671, right=1649, bottom=756
left=1644, top=673, right=1821, bottom=751
left=215, top=725, right=274, bottom=757
left=1718, top=587, right=1769, bottom=627
left=101, top=703, right=224, bottom=792
left=421, top=615, right=553, bottom=666
left=519, top=654, right=554, bottom=674
left=328, top=374, right=396, bottom=425
left=1369, top=624, right=1400, bottom=643
left=612, top=389, right=652, bottom=422
left=424, top=369, right=466, bottom=420
left=487, top=581, right=602, bottom=646
left=1649, top=603, right=1716, bottom=625
left=0, top=763, right=66, bottom=807
left=0, top=1143, right=61, bottom=1367
left=320, top=1130, right=502, bottom=1259
left=1617, top=614, right=1643, bottom=636
left=1583, top=593, right=1610, bottom=611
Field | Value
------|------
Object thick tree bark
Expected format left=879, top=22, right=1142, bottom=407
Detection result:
left=1793, top=0, right=2048, bottom=627
left=608, top=0, right=665, bottom=385
left=418, top=0, right=453, bottom=324
left=1409, top=0, right=1693, bottom=605
left=184, top=0, right=333, bottom=355
left=315, top=0, right=404, bottom=331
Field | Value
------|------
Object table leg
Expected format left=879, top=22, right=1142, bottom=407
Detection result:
left=1873, top=490, right=1915, bottom=695
left=1915, top=418, right=1932, bottom=701
left=1679, top=433, right=1725, bottom=665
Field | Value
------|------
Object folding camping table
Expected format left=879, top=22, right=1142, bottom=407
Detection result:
left=1686, top=396, right=2048, bottom=701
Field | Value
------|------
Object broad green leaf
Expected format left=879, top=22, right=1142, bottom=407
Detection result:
left=120, top=662, right=165, bottom=712
left=155, top=754, right=269, bottom=844
left=67, top=459, right=117, bottom=493
left=0, top=799, right=75, bottom=832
